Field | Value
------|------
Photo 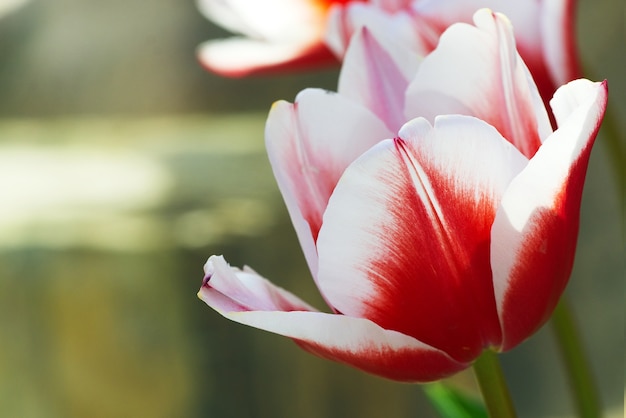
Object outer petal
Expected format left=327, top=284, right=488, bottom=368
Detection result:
left=199, top=255, right=468, bottom=382
left=491, top=79, right=608, bottom=351
left=337, top=26, right=420, bottom=132
left=265, top=89, right=392, bottom=278
left=405, top=9, right=552, bottom=159
left=316, top=116, right=528, bottom=362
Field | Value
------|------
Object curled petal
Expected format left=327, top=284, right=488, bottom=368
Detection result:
left=317, top=116, right=527, bottom=361
left=198, top=256, right=467, bottom=382
left=492, top=79, right=608, bottom=350
left=201, top=255, right=318, bottom=313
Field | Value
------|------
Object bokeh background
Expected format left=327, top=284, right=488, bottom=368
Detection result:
left=0, top=0, right=623, bottom=417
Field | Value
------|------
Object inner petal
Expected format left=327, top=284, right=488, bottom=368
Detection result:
left=317, top=116, right=527, bottom=362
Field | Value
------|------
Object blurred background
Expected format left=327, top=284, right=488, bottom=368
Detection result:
left=0, top=0, right=623, bottom=417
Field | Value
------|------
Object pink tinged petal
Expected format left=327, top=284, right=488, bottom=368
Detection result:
left=200, top=255, right=318, bottom=313
left=265, top=89, right=392, bottom=277
left=492, top=79, right=608, bottom=351
left=337, top=26, right=420, bottom=132
left=405, top=9, right=552, bottom=159
left=198, top=256, right=467, bottom=382
left=317, top=116, right=528, bottom=362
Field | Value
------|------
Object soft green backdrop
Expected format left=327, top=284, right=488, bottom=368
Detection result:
left=0, top=1, right=623, bottom=417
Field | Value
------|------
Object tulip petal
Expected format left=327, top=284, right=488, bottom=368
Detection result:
left=199, top=255, right=468, bottom=382
left=317, top=116, right=527, bottom=362
left=197, top=39, right=334, bottom=78
left=265, top=89, right=392, bottom=279
left=411, top=1, right=577, bottom=107
left=405, top=9, right=552, bottom=159
left=337, top=26, right=420, bottom=132
left=492, top=79, right=608, bottom=350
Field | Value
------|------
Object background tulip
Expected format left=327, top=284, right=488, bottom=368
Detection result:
left=199, top=10, right=608, bottom=382
left=197, top=0, right=582, bottom=110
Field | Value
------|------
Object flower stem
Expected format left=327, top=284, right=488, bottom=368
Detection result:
left=472, top=350, right=517, bottom=418
left=551, top=298, right=602, bottom=418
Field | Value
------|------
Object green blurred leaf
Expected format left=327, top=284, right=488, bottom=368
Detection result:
left=424, top=382, right=488, bottom=418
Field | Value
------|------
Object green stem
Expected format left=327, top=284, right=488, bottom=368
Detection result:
left=472, top=350, right=517, bottom=418
left=551, top=298, right=602, bottom=418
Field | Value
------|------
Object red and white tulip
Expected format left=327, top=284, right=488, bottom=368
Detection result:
left=198, top=10, right=607, bottom=381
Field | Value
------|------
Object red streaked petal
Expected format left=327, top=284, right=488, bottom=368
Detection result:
left=492, top=79, right=608, bottom=350
left=265, top=89, right=392, bottom=277
left=405, top=9, right=552, bottom=159
left=198, top=255, right=467, bottom=382
left=316, top=116, right=527, bottom=361
left=197, top=39, right=336, bottom=78
left=338, top=26, right=420, bottom=132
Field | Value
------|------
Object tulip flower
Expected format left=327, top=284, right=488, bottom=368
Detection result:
left=198, top=10, right=607, bottom=381
left=327, top=0, right=582, bottom=110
